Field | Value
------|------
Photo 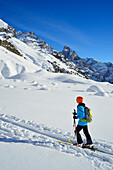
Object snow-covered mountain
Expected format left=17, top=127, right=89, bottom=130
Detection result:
left=0, top=19, right=113, bottom=84
left=0, top=19, right=84, bottom=79
left=62, top=45, right=113, bottom=83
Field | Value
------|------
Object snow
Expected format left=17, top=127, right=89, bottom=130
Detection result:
left=0, top=19, right=113, bottom=170
left=86, top=85, right=109, bottom=97
left=0, top=35, right=79, bottom=78
left=0, top=71, right=113, bottom=170
left=0, top=19, right=8, bottom=29
left=0, top=46, right=40, bottom=78
left=0, top=144, right=95, bottom=170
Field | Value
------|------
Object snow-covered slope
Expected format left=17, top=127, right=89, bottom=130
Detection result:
left=0, top=70, right=113, bottom=170
left=0, top=45, right=41, bottom=79
left=0, top=19, right=8, bottom=29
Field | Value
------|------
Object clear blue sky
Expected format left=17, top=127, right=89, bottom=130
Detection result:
left=0, top=0, right=113, bottom=63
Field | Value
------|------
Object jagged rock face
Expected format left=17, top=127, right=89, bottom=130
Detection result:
left=0, top=39, right=23, bottom=56
left=62, top=45, right=80, bottom=61
left=16, top=31, right=53, bottom=53
left=62, top=45, right=86, bottom=68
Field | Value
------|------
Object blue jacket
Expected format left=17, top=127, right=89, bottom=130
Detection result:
left=77, top=105, right=88, bottom=126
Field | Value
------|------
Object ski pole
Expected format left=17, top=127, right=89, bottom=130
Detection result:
left=72, top=109, right=76, bottom=133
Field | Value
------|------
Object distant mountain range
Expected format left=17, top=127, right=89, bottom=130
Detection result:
left=0, top=19, right=113, bottom=83
left=62, top=46, right=113, bottom=83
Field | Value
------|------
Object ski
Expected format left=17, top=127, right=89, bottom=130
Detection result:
left=68, top=139, right=96, bottom=151
left=58, top=139, right=113, bottom=155
left=68, top=139, right=113, bottom=155
left=58, top=139, right=96, bottom=151
left=58, top=139, right=72, bottom=145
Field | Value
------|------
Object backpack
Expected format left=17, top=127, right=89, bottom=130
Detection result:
left=80, top=107, right=93, bottom=123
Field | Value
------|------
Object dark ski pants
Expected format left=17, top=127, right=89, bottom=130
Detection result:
left=75, top=125, right=93, bottom=144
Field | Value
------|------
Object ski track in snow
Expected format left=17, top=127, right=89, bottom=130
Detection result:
left=0, top=114, right=113, bottom=170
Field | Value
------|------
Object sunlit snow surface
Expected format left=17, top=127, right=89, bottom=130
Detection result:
left=0, top=70, right=113, bottom=170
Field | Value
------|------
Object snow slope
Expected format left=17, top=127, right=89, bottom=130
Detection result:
left=0, top=19, right=8, bottom=29
left=0, top=46, right=40, bottom=78
left=0, top=70, right=113, bottom=170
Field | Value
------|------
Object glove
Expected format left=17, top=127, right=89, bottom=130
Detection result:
left=73, top=115, right=77, bottom=119
left=72, top=109, right=77, bottom=115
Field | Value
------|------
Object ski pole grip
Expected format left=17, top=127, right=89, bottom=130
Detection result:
left=73, top=109, right=76, bottom=115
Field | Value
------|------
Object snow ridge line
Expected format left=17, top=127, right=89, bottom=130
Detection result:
left=0, top=114, right=74, bottom=142
left=0, top=114, right=113, bottom=155
left=0, top=113, right=113, bottom=154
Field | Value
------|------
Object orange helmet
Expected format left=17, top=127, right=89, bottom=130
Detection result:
left=76, top=96, right=83, bottom=103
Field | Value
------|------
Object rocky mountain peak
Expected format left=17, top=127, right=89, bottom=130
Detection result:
left=62, top=45, right=81, bottom=62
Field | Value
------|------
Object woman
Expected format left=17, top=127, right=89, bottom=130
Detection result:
left=74, top=96, right=93, bottom=147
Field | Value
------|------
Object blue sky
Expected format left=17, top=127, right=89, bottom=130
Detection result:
left=0, top=0, right=113, bottom=63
